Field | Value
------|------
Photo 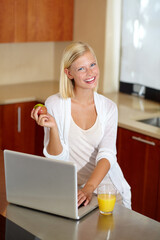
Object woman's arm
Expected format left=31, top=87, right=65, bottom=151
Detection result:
left=46, top=125, right=63, bottom=156
left=78, top=158, right=110, bottom=207
left=31, top=106, right=63, bottom=156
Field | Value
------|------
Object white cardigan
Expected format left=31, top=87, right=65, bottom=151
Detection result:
left=43, top=92, right=131, bottom=209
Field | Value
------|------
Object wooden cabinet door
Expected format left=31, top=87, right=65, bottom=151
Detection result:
left=0, top=0, right=73, bottom=43
left=0, top=0, right=28, bottom=42
left=1, top=101, right=36, bottom=154
left=117, top=127, right=160, bottom=220
left=27, top=0, right=74, bottom=42
left=0, top=0, right=15, bottom=42
left=157, top=178, right=160, bottom=221
left=156, top=140, right=160, bottom=221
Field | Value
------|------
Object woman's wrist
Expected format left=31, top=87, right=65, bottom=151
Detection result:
left=83, top=183, right=95, bottom=193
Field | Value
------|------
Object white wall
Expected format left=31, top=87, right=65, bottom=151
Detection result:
left=0, top=42, right=69, bottom=85
left=0, top=42, right=53, bottom=85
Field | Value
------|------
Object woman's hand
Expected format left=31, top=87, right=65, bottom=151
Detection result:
left=31, top=106, right=57, bottom=129
left=78, top=184, right=94, bottom=207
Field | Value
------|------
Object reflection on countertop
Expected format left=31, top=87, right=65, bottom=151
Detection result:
left=0, top=81, right=160, bottom=139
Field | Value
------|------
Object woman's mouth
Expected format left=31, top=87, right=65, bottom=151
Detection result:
left=85, top=77, right=96, bottom=84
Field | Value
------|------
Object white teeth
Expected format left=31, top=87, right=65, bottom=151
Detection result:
left=86, top=77, right=95, bottom=82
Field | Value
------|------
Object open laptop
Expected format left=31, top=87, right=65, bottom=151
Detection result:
left=4, top=150, right=98, bottom=220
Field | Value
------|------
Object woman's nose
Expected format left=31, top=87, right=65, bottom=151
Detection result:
left=86, top=68, right=92, bottom=76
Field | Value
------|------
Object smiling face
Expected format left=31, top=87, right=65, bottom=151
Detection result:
left=65, top=51, right=99, bottom=92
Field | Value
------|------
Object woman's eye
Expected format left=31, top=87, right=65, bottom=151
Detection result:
left=91, top=63, right=96, bottom=67
left=78, top=67, right=84, bottom=71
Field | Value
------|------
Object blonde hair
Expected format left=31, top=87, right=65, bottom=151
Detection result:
left=59, top=41, right=98, bottom=99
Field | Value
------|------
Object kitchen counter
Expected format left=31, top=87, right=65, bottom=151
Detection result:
left=3, top=203, right=160, bottom=240
left=104, top=92, right=160, bottom=140
left=0, top=81, right=160, bottom=139
left=0, top=81, right=59, bottom=104
left=0, top=151, right=160, bottom=240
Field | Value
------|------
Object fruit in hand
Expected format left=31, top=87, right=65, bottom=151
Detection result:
left=34, top=103, right=47, bottom=115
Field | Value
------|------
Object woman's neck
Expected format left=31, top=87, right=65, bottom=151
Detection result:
left=72, top=89, right=94, bottom=105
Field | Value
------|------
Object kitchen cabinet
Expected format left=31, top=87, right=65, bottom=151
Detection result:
left=157, top=177, right=160, bottom=221
left=0, top=0, right=73, bottom=43
left=1, top=101, right=35, bottom=154
left=0, top=101, right=44, bottom=156
left=117, top=127, right=160, bottom=221
left=35, top=117, right=44, bottom=157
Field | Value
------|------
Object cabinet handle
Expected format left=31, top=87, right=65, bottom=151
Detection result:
left=17, top=106, right=21, bottom=133
left=132, top=136, right=155, bottom=146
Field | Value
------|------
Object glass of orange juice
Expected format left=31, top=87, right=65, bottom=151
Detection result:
left=97, top=184, right=117, bottom=215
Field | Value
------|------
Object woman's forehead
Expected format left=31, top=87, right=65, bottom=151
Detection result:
left=71, top=51, right=96, bottom=67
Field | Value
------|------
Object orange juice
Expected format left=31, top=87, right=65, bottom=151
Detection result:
left=98, top=194, right=116, bottom=215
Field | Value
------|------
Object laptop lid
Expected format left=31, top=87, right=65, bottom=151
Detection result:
left=4, top=150, right=98, bottom=220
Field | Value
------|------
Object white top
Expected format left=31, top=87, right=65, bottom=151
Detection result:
left=69, top=116, right=102, bottom=186
left=43, top=92, right=131, bottom=209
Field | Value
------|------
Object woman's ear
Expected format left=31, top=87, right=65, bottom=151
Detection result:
left=64, top=68, right=73, bottom=80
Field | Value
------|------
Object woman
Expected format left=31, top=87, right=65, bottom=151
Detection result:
left=31, top=41, right=131, bottom=209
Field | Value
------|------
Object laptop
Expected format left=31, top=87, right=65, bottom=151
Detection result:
left=4, top=150, right=98, bottom=220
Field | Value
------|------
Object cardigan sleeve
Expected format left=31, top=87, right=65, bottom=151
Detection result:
left=42, top=94, right=70, bottom=161
left=43, top=127, right=69, bottom=161
left=96, top=101, right=118, bottom=168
